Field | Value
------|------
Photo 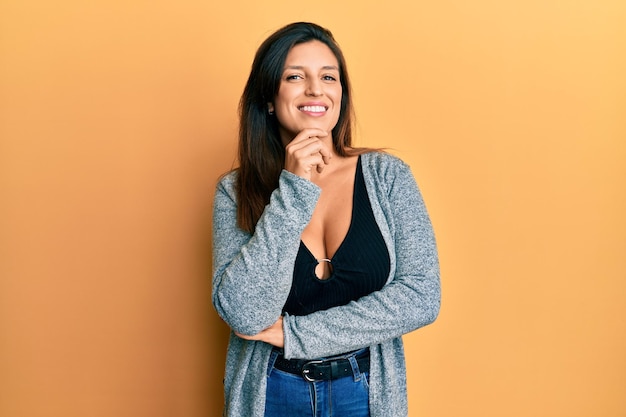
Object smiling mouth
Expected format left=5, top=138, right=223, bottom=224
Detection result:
left=298, top=105, right=327, bottom=113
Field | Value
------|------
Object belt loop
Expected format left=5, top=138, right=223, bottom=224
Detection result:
left=267, top=349, right=279, bottom=377
left=347, top=354, right=362, bottom=382
left=330, top=360, right=341, bottom=379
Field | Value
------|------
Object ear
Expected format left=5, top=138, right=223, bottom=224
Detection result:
left=267, top=103, right=275, bottom=115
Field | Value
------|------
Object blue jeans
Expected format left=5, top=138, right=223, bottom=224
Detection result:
left=264, top=348, right=371, bottom=417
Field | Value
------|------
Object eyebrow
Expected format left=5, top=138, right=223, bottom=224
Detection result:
left=284, top=65, right=339, bottom=71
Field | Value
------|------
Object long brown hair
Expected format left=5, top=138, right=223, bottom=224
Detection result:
left=236, top=22, right=365, bottom=233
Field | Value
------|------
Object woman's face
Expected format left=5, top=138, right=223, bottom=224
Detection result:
left=271, top=40, right=342, bottom=145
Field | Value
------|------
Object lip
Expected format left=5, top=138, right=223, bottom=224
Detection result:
left=297, top=102, right=329, bottom=116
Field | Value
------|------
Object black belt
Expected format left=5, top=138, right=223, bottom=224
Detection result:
left=273, top=349, right=370, bottom=382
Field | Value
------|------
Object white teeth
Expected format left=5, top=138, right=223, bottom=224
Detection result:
left=300, top=105, right=326, bottom=112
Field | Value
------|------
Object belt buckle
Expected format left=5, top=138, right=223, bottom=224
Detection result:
left=301, top=359, right=325, bottom=382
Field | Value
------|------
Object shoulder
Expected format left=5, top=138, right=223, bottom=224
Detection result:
left=359, top=151, right=424, bottom=207
left=360, top=151, right=413, bottom=181
left=218, top=169, right=238, bottom=186
left=362, top=150, right=409, bottom=168
left=214, top=169, right=239, bottom=202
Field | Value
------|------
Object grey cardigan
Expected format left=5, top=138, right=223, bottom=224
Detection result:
left=212, top=151, right=440, bottom=417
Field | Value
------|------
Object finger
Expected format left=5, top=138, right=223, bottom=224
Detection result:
left=235, top=332, right=257, bottom=341
left=286, top=139, right=328, bottom=164
left=284, top=130, right=331, bottom=178
left=319, top=146, right=332, bottom=165
left=300, top=128, right=328, bottom=139
left=288, top=128, right=328, bottom=146
left=286, top=136, right=323, bottom=154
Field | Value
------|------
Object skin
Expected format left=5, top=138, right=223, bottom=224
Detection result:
left=237, top=41, right=359, bottom=348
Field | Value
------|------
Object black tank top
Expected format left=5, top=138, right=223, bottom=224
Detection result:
left=282, top=156, right=391, bottom=316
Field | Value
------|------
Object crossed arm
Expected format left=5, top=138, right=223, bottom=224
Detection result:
left=212, top=155, right=440, bottom=359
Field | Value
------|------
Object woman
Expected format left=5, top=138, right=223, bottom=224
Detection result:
left=212, top=22, right=440, bottom=417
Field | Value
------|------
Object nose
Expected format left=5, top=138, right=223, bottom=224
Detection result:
left=305, top=78, right=322, bottom=97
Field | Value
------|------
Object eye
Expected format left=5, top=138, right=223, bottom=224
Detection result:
left=322, top=74, right=338, bottom=82
left=285, top=74, right=303, bottom=81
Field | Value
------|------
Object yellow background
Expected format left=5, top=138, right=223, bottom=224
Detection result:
left=1, top=0, right=625, bottom=416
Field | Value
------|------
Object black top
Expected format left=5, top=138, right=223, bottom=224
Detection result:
left=283, top=156, right=391, bottom=316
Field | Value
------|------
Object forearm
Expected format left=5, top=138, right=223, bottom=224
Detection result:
left=282, top=266, right=440, bottom=359
left=212, top=171, right=321, bottom=335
